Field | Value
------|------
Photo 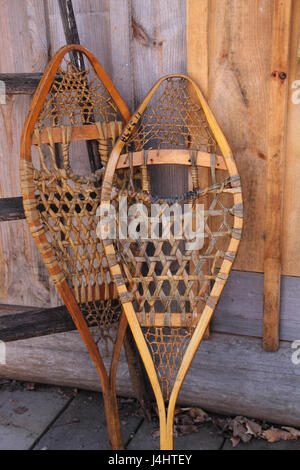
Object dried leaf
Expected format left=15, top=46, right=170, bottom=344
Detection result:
left=230, top=436, right=241, bottom=448
left=245, top=419, right=262, bottom=437
left=175, top=424, right=199, bottom=436
left=263, top=427, right=295, bottom=443
left=25, top=382, right=35, bottom=391
left=13, top=406, right=28, bottom=415
left=174, top=407, right=190, bottom=415
left=212, top=416, right=232, bottom=434
left=188, top=407, right=208, bottom=423
left=232, top=418, right=252, bottom=443
left=151, top=428, right=160, bottom=439
left=281, top=426, right=300, bottom=438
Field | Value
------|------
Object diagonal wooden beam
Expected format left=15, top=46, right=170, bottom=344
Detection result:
left=57, top=0, right=84, bottom=68
left=263, top=0, right=292, bottom=351
left=57, top=0, right=101, bottom=172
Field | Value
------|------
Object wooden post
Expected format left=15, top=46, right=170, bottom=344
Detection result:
left=263, top=0, right=292, bottom=351
left=187, top=0, right=210, bottom=338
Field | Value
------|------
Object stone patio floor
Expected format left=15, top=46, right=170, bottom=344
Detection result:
left=0, top=379, right=299, bottom=451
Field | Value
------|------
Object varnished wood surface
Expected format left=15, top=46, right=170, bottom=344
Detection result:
left=101, top=74, right=243, bottom=449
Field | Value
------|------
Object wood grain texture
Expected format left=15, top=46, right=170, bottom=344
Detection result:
left=187, top=0, right=210, bottom=338
left=0, top=305, right=75, bottom=342
left=130, top=0, right=187, bottom=207
left=1, top=331, right=300, bottom=428
left=208, top=0, right=273, bottom=273
left=0, top=73, right=44, bottom=94
left=186, top=0, right=300, bottom=279
left=0, top=197, right=25, bottom=221
left=187, top=0, right=209, bottom=93
left=0, top=0, right=60, bottom=307
left=46, top=0, right=112, bottom=74
left=282, top=0, right=300, bottom=276
left=101, top=74, right=243, bottom=449
left=263, top=0, right=292, bottom=352
left=109, top=0, right=134, bottom=111
left=131, top=0, right=186, bottom=104
left=211, top=271, right=300, bottom=343
left=0, top=304, right=40, bottom=315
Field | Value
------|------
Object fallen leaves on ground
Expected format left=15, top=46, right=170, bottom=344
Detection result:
left=25, top=382, right=36, bottom=391
left=2, top=380, right=299, bottom=447
left=13, top=406, right=28, bottom=415
left=150, top=407, right=300, bottom=446
left=151, top=406, right=209, bottom=438
left=212, top=415, right=300, bottom=447
left=262, top=427, right=300, bottom=443
left=173, top=407, right=208, bottom=437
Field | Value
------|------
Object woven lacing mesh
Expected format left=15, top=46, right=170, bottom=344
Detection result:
left=111, top=77, right=241, bottom=399
left=26, top=58, right=125, bottom=345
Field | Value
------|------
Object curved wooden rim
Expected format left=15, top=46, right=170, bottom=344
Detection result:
left=20, top=44, right=131, bottom=161
left=101, top=74, right=243, bottom=449
left=19, top=45, right=132, bottom=449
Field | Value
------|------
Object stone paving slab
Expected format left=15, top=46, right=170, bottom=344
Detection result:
left=34, top=392, right=142, bottom=450
left=1, top=380, right=300, bottom=450
left=223, top=437, right=300, bottom=450
left=0, top=382, right=71, bottom=450
left=127, top=419, right=224, bottom=451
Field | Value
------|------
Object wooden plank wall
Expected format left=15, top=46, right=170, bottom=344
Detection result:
left=186, top=0, right=300, bottom=348
left=1, top=0, right=300, bottom=344
left=0, top=0, right=186, bottom=306
left=0, top=0, right=61, bottom=307
left=263, top=0, right=292, bottom=351
left=187, top=0, right=300, bottom=280
left=283, top=0, right=300, bottom=276
left=188, top=0, right=273, bottom=274
left=2, top=1, right=300, bottom=425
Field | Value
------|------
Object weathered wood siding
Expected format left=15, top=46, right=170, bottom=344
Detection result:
left=0, top=0, right=60, bottom=307
left=0, top=0, right=187, bottom=306
left=212, top=271, right=300, bottom=343
left=186, top=0, right=300, bottom=350
left=282, top=0, right=300, bottom=276
left=188, top=0, right=300, bottom=279
left=1, top=0, right=300, bottom=424
left=0, top=0, right=299, bottom=336
left=189, top=0, right=272, bottom=274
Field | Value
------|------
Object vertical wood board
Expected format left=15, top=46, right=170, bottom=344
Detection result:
left=208, top=0, right=273, bottom=274
left=0, top=0, right=60, bottom=307
left=282, top=0, right=300, bottom=276
left=187, top=0, right=300, bottom=279
left=263, top=0, right=292, bottom=351
left=131, top=0, right=187, bottom=198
